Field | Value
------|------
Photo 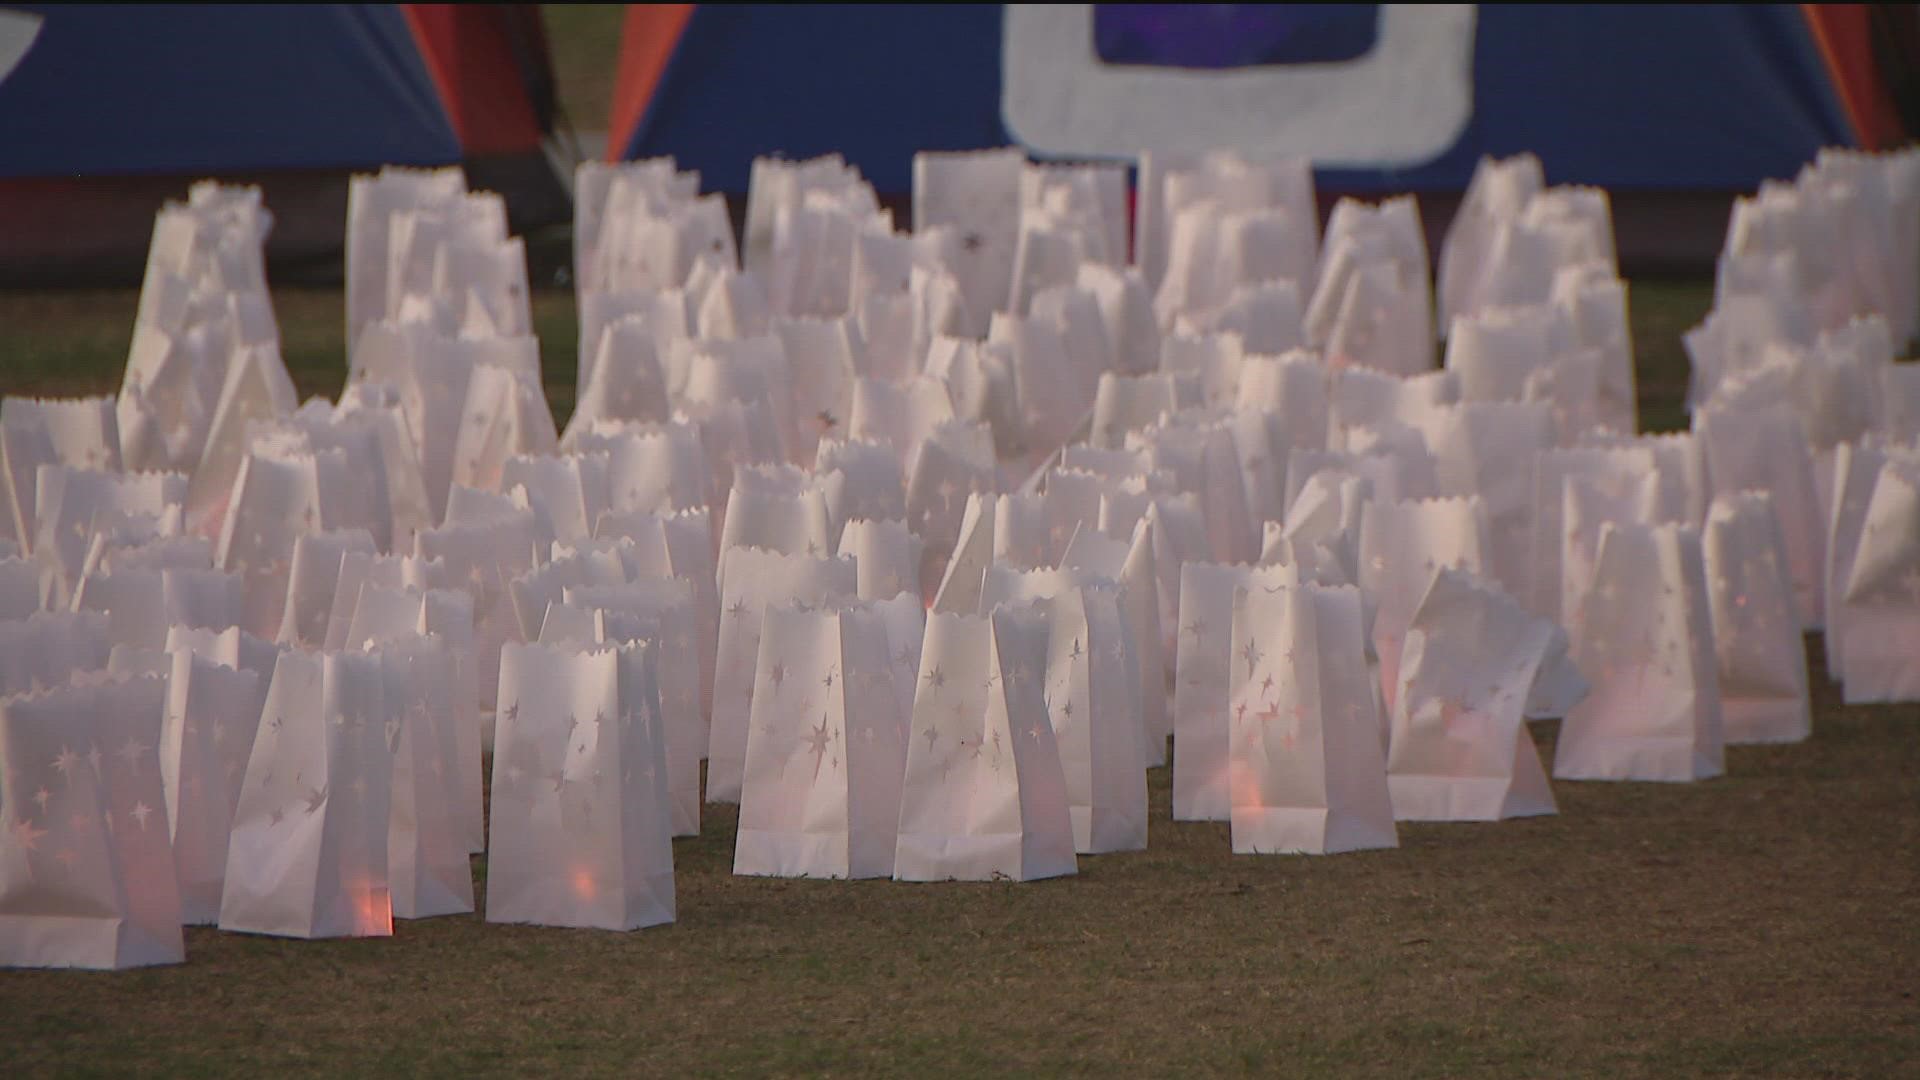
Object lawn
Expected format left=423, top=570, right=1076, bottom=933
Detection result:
left=0, top=279, right=1916, bottom=1076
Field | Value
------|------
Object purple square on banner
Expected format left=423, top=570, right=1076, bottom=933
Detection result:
left=1092, top=4, right=1381, bottom=70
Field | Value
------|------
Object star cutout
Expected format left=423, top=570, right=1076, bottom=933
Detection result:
left=1240, top=639, right=1262, bottom=679
left=128, top=802, right=154, bottom=831
left=802, top=714, right=834, bottom=783
left=115, top=736, right=149, bottom=774
left=923, top=665, right=947, bottom=690
left=11, top=816, right=47, bottom=852
left=51, top=747, right=83, bottom=785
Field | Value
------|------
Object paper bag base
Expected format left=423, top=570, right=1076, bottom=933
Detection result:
left=734, top=829, right=895, bottom=881
left=1229, top=807, right=1399, bottom=856
left=1721, top=696, right=1811, bottom=745
left=1070, top=805, right=1148, bottom=855
left=893, top=832, right=1077, bottom=883
left=1552, top=734, right=1723, bottom=783
left=391, top=865, right=476, bottom=921
left=484, top=870, right=675, bottom=932
left=1171, top=737, right=1229, bottom=822
left=669, top=785, right=700, bottom=839
left=1390, top=735, right=1558, bottom=822
left=0, top=915, right=185, bottom=970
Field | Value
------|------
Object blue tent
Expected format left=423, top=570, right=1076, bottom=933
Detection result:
left=0, top=4, right=564, bottom=281
left=614, top=4, right=1902, bottom=194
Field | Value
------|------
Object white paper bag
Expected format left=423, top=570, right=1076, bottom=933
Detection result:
left=0, top=556, right=41, bottom=620
left=735, top=601, right=909, bottom=878
left=487, top=641, right=675, bottom=930
left=847, top=375, right=958, bottom=471
left=567, top=315, right=674, bottom=442
left=893, top=606, right=1077, bottom=882
left=837, top=518, right=924, bottom=603
left=219, top=649, right=396, bottom=938
left=1836, top=457, right=1920, bottom=702
left=1077, top=263, right=1160, bottom=375
left=595, top=506, right=719, bottom=723
left=502, top=453, right=611, bottom=549
left=1128, top=419, right=1258, bottom=565
left=73, top=566, right=240, bottom=651
left=0, top=610, right=111, bottom=698
left=1386, top=568, right=1557, bottom=821
left=1418, top=401, right=1554, bottom=602
left=774, top=318, right=864, bottom=468
left=1060, top=520, right=1168, bottom=767
left=1554, top=523, right=1724, bottom=782
left=912, top=149, right=1023, bottom=337
left=1228, top=583, right=1398, bottom=855
left=1091, top=373, right=1191, bottom=450
left=275, top=529, right=378, bottom=649
left=814, top=437, right=908, bottom=544
left=1440, top=154, right=1545, bottom=329
left=1357, top=496, right=1494, bottom=717
left=1696, top=406, right=1826, bottom=627
left=187, top=344, right=298, bottom=535
left=565, top=579, right=705, bottom=838
left=414, top=514, right=538, bottom=712
left=321, top=550, right=447, bottom=650
left=377, top=635, right=474, bottom=919
left=931, top=492, right=995, bottom=616
left=0, top=674, right=184, bottom=968
left=1032, top=586, right=1145, bottom=853
left=706, top=550, right=857, bottom=802
left=506, top=548, right=628, bottom=643
left=1171, top=562, right=1296, bottom=822
left=1328, top=367, right=1462, bottom=440
left=1560, top=468, right=1666, bottom=644
left=1, top=396, right=121, bottom=551
left=213, top=451, right=319, bottom=637
left=717, top=466, right=833, bottom=576
left=340, top=584, right=483, bottom=854
left=1098, top=488, right=1210, bottom=657
left=570, top=420, right=712, bottom=517
left=905, top=421, right=998, bottom=590
left=34, top=466, right=186, bottom=610
left=1551, top=262, right=1637, bottom=433
left=1822, top=440, right=1912, bottom=677
left=157, top=648, right=263, bottom=924
left=1703, top=494, right=1810, bottom=742
left=1529, top=446, right=1658, bottom=620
